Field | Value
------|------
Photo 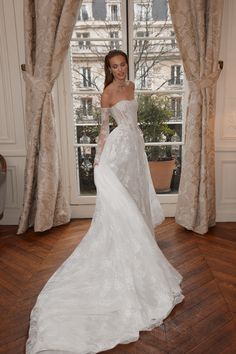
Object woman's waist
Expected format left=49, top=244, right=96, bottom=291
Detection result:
left=108, top=124, right=144, bottom=143
left=116, top=122, right=142, bottom=132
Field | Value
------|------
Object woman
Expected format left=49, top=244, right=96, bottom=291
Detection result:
left=26, top=50, right=184, bottom=354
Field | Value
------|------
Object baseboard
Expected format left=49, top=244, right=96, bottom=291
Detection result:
left=216, top=210, right=236, bottom=222
left=0, top=208, right=20, bottom=225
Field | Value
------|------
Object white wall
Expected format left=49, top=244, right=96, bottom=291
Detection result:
left=0, top=0, right=235, bottom=225
left=215, top=0, right=236, bottom=222
left=0, top=0, right=26, bottom=225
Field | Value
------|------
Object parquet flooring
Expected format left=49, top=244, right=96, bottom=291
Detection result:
left=0, top=219, right=235, bottom=354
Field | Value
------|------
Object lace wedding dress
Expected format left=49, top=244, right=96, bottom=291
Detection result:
left=26, top=99, right=184, bottom=354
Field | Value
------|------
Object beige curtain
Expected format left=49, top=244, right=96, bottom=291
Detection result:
left=17, top=0, right=82, bottom=234
left=168, top=0, right=224, bottom=234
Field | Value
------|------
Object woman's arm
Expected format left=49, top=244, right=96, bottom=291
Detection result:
left=94, top=93, right=110, bottom=166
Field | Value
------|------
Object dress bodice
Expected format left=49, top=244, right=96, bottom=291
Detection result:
left=110, top=99, right=138, bottom=130
left=94, top=99, right=141, bottom=165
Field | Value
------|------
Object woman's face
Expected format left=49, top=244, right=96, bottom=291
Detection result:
left=109, top=55, right=128, bottom=81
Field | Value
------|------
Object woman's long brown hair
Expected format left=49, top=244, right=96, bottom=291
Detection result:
left=104, top=50, right=128, bottom=89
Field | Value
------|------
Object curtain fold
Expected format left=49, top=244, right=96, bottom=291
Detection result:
left=17, top=0, right=82, bottom=234
left=168, top=0, right=224, bottom=234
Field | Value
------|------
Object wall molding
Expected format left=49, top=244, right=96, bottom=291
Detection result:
left=5, top=165, right=18, bottom=209
left=71, top=202, right=177, bottom=219
left=215, top=146, right=236, bottom=152
left=0, top=0, right=25, bottom=150
left=1, top=150, right=26, bottom=157
left=216, top=155, right=236, bottom=222
left=0, top=156, right=25, bottom=225
left=216, top=210, right=236, bottom=222
left=215, top=0, right=236, bottom=222
left=0, top=0, right=26, bottom=226
left=0, top=0, right=16, bottom=144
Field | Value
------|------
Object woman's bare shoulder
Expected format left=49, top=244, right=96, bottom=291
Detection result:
left=127, top=80, right=135, bottom=97
left=128, top=80, right=135, bottom=89
left=101, top=90, right=111, bottom=108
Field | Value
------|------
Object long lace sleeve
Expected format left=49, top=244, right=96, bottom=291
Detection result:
left=94, top=108, right=110, bottom=165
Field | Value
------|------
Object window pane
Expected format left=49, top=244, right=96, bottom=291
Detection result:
left=133, top=1, right=183, bottom=194
left=71, top=0, right=123, bottom=195
left=133, top=4, right=183, bottom=93
left=76, top=147, right=97, bottom=194
left=70, top=0, right=184, bottom=196
left=137, top=94, right=183, bottom=143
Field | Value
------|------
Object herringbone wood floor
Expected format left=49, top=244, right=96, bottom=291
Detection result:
left=0, top=219, right=236, bottom=354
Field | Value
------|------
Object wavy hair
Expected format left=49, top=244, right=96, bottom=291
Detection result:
left=104, top=50, right=128, bottom=89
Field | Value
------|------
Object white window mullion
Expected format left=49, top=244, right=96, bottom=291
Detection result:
left=127, top=0, right=134, bottom=81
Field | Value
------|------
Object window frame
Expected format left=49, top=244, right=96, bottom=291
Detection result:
left=79, top=67, right=92, bottom=88
left=110, top=31, right=120, bottom=49
left=55, top=0, right=186, bottom=216
left=76, top=32, right=90, bottom=50
left=135, top=3, right=152, bottom=21
left=80, top=4, right=89, bottom=21
left=81, top=97, right=93, bottom=118
left=171, top=96, right=182, bottom=119
left=170, top=65, right=182, bottom=85
left=106, top=3, right=120, bottom=21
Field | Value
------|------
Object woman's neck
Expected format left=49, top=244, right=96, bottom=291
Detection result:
left=112, top=79, right=127, bottom=88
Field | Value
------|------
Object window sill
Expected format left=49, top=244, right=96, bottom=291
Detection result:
left=70, top=194, right=178, bottom=218
left=71, top=193, right=178, bottom=205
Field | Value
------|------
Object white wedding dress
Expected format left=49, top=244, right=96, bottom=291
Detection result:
left=26, top=99, right=184, bottom=354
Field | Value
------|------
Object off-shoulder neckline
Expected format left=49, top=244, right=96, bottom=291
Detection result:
left=102, top=98, right=136, bottom=110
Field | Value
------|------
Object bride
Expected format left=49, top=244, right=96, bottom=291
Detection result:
left=26, top=50, right=184, bottom=354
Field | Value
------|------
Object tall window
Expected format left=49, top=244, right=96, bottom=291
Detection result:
left=81, top=98, right=92, bottom=117
left=69, top=0, right=184, bottom=197
left=80, top=67, right=92, bottom=88
left=111, top=5, right=118, bottom=20
left=171, top=97, right=182, bottom=120
left=79, top=5, right=89, bottom=20
left=76, top=32, right=90, bottom=50
left=107, top=4, right=120, bottom=21
left=75, top=99, right=93, bottom=124
left=135, top=3, right=152, bottom=21
left=171, top=30, right=176, bottom=48
left=136, top=31, right=149, bottom=50
left=170, top=65, right=182, bottom=85
left=110, top=32, right=119, bottom=49
left=137, top=66, right=151, bottom=89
